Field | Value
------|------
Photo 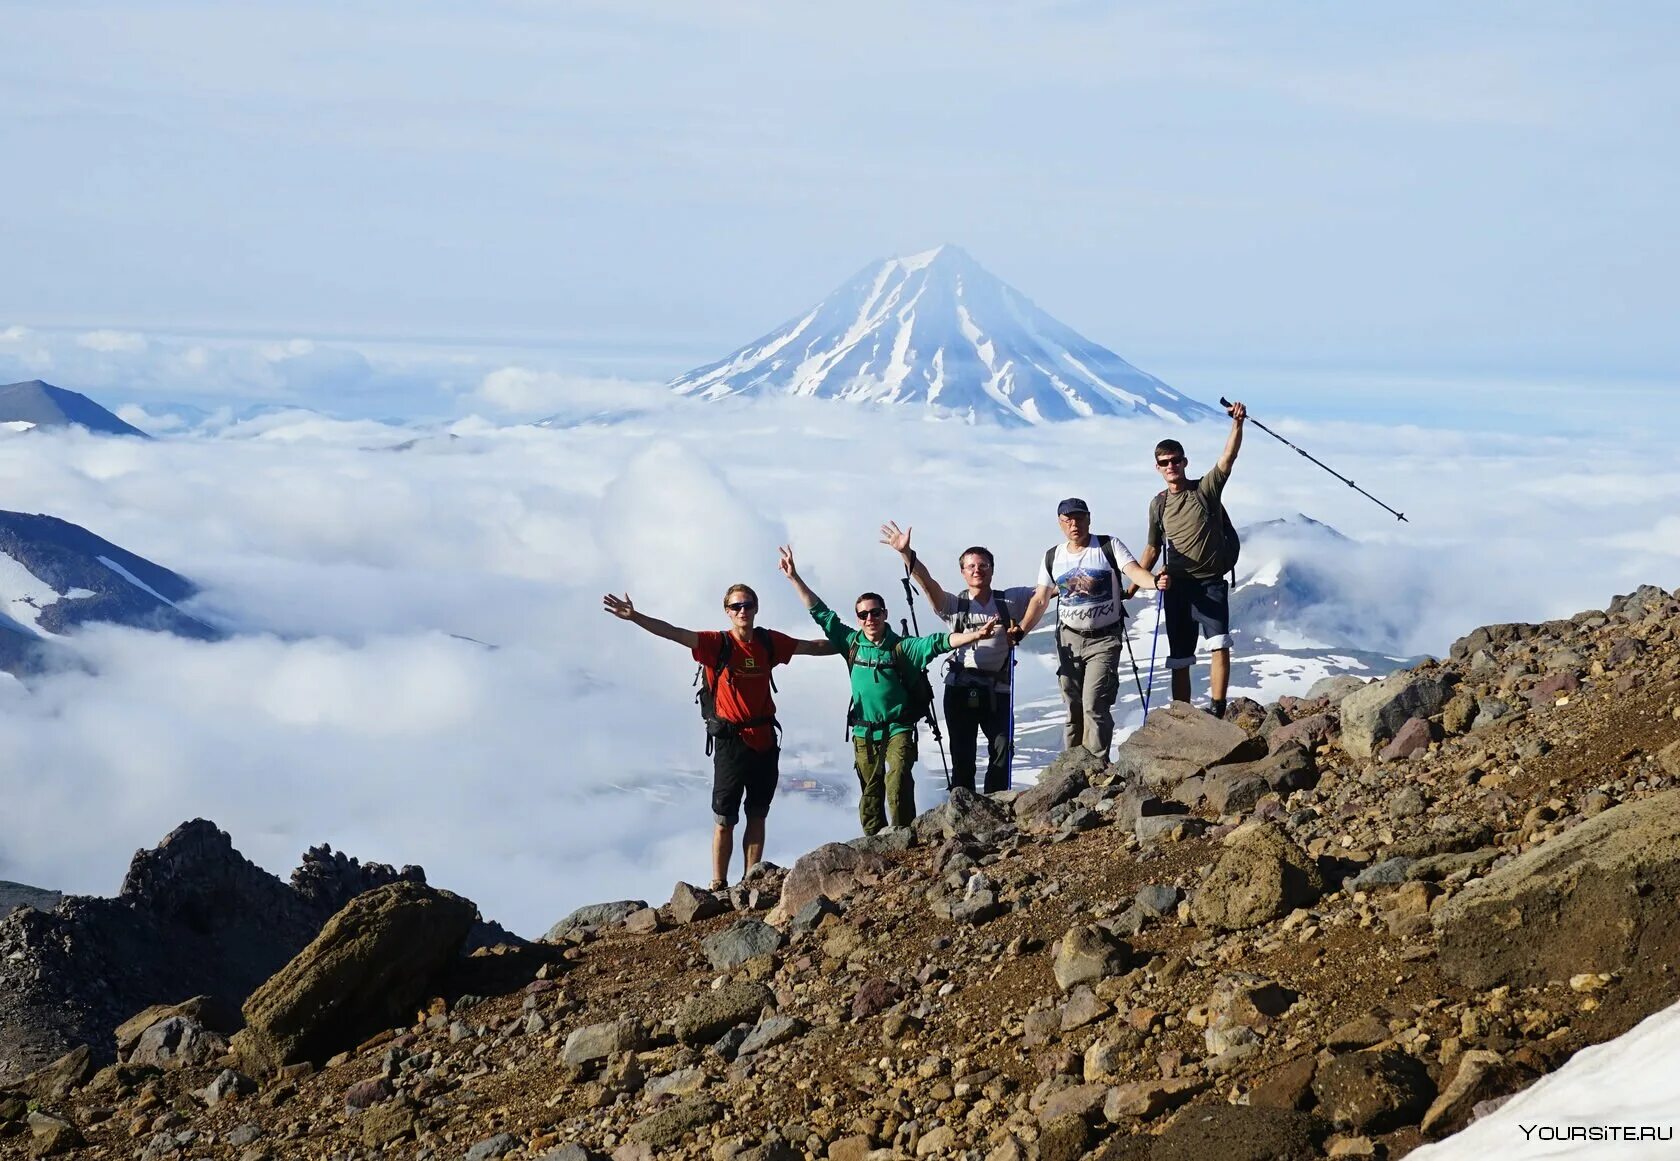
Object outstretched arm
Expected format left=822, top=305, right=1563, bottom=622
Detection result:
left=778, top=545, right=821, bottom=610
left=1215, top=400, right=1247, bottom=474
left=602, top=593, right=701, bottom=649
left=880, top=521, right=951, bottom=613
left=1013, top=584, right=1056, bottom=639
left=1123, top=561, right=1169, bottom=592
left=791, top=638, right=839, bottom=656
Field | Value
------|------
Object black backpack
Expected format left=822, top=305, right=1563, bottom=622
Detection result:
left=694, top=629, right=779, bottom=754
left=844, top=637, right=934, bottom=733
left=1149, top=488, right=1240, bottom=575
left=1043, top=535, right=1129, bottom=618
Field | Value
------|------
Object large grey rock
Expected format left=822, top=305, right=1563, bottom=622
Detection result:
left=231, top=881, right=476, bottom=1072
left=674, top=982, right=774, bottom=1045
left=913, top=787, right=1015, bottom=843
left=1108, top=702, right=1264, bottom=791
left=562, top=1017, right=648, bottom=1065
left=700, top=918, right=783, bottom=970
left=1435, top=790, right=1680, bottom=988
left=737, top=1013, right=807, bottom=1056
left=667, top=883, right=727, bottom=926
left=1190, top=823, right=1324, bottom=932
left=0, top=819, right=423, bottom=1084
left=543, top=900, right=646, bottom=942
left=1339, top=671, right=1457, bottom=757
left=1016, top=750, right=1103, bottom=822
left=1448, top=622, right=1538, bottom=661
left=771, top=844, right=889, bottom=922
left=130, top=1015, right=229, bottom=1070
left=1305, top=675, right=1366, bottom=705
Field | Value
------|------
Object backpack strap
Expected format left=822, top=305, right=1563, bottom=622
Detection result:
left=752, top=626, right=779, bottom=692
left=1149, top=490, right=1168, bottom=549
left=993, top=592, right=1012, bottom=631
left=1096, top=534, right=1122, bottom=580
left=1043, top=546, right=1056, bottom=585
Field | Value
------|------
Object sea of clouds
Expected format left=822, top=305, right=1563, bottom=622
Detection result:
left=0, top=332, right=1676, bottom=937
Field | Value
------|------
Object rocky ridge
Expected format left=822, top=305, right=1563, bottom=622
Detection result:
left=2, top=584, right=1679, bottom=1160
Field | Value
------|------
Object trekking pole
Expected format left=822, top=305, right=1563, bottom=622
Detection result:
left=900, top=611, right=954, bottom=786
left=1221, top=396, right=1408, bottom=522
left=1120, top=612, right=1148, bottom=706
left=901, top=599, right=951, bottom=789
left=1142, top=545, right=1167, bottom=717
left=1005, top=644, right=1017, bottom=791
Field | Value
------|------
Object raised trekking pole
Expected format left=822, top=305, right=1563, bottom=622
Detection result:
left=899, top=571, right=951, bottom=788
left=1221, top=396, right=1408, bottom=522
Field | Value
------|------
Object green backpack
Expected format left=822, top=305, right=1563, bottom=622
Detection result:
left=844, top=638, right=935, bottom=733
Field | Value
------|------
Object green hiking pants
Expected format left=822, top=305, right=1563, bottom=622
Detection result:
left=853, top=731, right=917, bottom=835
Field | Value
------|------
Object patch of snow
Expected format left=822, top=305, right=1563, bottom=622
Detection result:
left=0, top=554, right=60, bottom=633
left=97, top=556, right=180, bottom=608
left=1, top=420, right=37, bottom=432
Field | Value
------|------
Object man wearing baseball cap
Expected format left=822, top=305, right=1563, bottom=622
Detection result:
left=1016, top=499, right=1167, bottom=760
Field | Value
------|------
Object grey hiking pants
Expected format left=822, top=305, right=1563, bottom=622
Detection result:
left=1057, top=623, right=1123, bottom=760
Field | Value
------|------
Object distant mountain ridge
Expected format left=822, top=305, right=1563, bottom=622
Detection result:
left=670, top=245, right=1217, bottom=426
left=0, top=511, right=218, bottom=676
left=0, top=380, right=149, bottom=437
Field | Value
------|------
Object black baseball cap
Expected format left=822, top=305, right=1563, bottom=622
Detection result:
left=1056, top=497, right=1090, bottom=516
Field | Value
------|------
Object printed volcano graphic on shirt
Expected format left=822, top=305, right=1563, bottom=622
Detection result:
left=669, top=245, right=1218, bottom=425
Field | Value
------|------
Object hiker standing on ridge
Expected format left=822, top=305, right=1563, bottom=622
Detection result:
left=602, top=584, right=835, bottom=890
left=1016, top=499, right=1166, bottom=761
left=1137, top=400, right=1247, bottom=718
left=778, top=545, right=999, bottom=835
left=880, top=521, right=1034, bottom=794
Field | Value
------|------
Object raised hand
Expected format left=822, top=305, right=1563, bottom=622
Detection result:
left=603, top=592, right=636, bottom=620
left=879, top=521, right=912, bottom=555
left=778, top=545, right=798, bottom=580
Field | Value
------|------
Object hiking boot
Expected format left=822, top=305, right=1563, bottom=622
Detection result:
left=708, top=878, right=727, bottom=892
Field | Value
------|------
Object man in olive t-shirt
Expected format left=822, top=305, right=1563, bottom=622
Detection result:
left=1137, top=401, right=1247, bottom=717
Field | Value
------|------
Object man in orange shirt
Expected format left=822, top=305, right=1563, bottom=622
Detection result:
left=603, top=583, right=835, bottom=889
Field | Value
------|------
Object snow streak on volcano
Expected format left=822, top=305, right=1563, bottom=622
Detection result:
left=669, top=245, right=1217, bottom=425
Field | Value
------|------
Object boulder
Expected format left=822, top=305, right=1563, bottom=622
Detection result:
left=1379, top=716, right=1437, bottom=762
left=129, top=1015, right=229, bottom=1070
left=667, top=883, right=727, bottom=926
left=1311, top=1049, right=1435, bottom=1133
left=563, top=1017, right=649, bottom=1065
left=1420, top=1050, right=1508, bottom=1137
left=913, top=787, right=1015, bottom=843
left=1051, top=925, right=1131, bottom=991
left=1016, top=750, right=1103, bottom=822
left=21, top=1046, right=94, bottom=1101
left=1108, top=702, right=1265, bottom=791
left=674, top=982, right=774, bottom=1045
left=1306, top=675, right=1367, bottom=704
left=1435, top=790, right=1680, bottom=988
left=1448, top=622, right=1537, bottom=661
left=629, top=1098, right=721, bottom=1150
left=771, top=844, right=889, bottom=922
left=1269, top=713, right=1337, bottom=753
left=543, top=900, right=646, bottom=942
left=115, top=996, right=239, bottom=1059
left=1151, top=1104, right=1329, bottom=1161
left=232, top=881, right=477, bottom=1073
left=737, top=1014, right=807, bottom=1056
left=1339, top=672, right=1456, bottom=757
left=1103, top=1077, right=1205, bottom=1121
left=1190, top=823, right=1324, bottom=932
left=700, top=918, right=782, bottom=970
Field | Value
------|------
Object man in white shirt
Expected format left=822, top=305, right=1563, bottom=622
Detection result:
left=882, top=521, right=1034, bottom=792
left=1016, top=498, right=1167, bottom=760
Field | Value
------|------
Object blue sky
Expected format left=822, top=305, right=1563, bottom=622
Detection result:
left=4, top=1, right=1677, bottom=388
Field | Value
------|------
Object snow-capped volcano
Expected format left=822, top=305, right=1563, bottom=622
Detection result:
left=670, top=245, right=1217, bottom=425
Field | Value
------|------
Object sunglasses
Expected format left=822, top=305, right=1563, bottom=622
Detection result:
left=856, top=607, right=888, bottom=620
left=1156, top=457, right=1186, bottom=467
left=725, top=602, right=757, bottom=612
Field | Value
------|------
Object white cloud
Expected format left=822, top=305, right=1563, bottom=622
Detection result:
left=75, top=329, right=148, bottom=353
left=473, top=366, right=670, bottom=416
left=0, top=395, right=1673, bottom=938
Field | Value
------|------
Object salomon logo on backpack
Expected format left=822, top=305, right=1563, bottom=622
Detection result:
left=694, top=629, right=778, bottom=754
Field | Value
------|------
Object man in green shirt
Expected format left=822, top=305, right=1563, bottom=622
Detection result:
left=1138, top=400, right=1247, bottom=717
left=779, top=545, right=998, bottom=835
